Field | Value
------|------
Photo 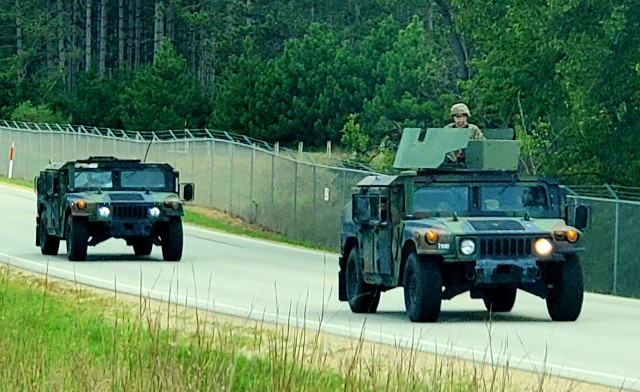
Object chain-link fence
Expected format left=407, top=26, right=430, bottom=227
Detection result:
left=1, top=123, right=638, bottom=298
left=0, top=123, right=370, bottom=249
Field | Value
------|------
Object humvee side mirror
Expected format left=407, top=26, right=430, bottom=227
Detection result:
left=574, top=205, right=589, bottom=230
left=352, top=195, right=370, bottom=224
left=181, top=183, right=195, bottom=201
left=566, top=204, right=589, bottom=230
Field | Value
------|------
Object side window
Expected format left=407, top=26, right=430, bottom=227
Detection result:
left=52, top=176, right=60, bottom=195
left=380, top=196, right=388, bottom=221
left=353, top=195, right=371, bottom=223
left=352, top=194, right=383, bottom=223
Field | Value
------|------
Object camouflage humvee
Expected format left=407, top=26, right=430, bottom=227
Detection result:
left=35, top=156, right=194, bottom=262
left=338, top=128, right=589, bottom=322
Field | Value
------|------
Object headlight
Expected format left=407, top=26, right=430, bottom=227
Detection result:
left=148, top=207, right=161, bottom=218
left=460, top=239, right=476, bottom=255
left=97, top=205, right=111, bottom=218
left=534, top=238, right=553, bottom=256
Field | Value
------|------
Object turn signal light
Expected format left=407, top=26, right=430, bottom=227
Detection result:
left=425, top=231, right=439, bottom=244
left=77, top=200, right=86, bottom=209
left=566, top=230, right=579, bottom=243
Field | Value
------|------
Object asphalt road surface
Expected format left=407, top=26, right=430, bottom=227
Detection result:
left=1, top=184, right=639, bottom=390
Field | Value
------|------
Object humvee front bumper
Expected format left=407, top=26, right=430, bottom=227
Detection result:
left=474, top=258, right=541, bottom=285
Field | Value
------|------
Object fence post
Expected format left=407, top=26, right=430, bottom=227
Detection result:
left=8, top=142, right=15, bottom=178
left=605, top=184, right=620, bottom=294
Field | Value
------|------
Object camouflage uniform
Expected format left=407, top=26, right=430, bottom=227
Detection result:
left=444, top=122, right=485, bottom=140
left=445, top=103, right=485, bottom=162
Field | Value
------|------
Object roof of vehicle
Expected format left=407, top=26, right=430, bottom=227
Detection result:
left=43, top=156, right=175, bottom=171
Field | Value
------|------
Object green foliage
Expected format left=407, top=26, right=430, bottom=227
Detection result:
left=211, top=39, right=265, bottom=134
left=67, top=72, right=130, bottom=128
left=362, top=17, right=451, bottom=140
left=340, top=114, right=369, bottom=158
left=1, top=0, right=639, bottom=186
left=119, top=41, right=209, bottom=132
left=368, top=136, right=397, bottom=173
left=10, top=101, right=69, bottom=123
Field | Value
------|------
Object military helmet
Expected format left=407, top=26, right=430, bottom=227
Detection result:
left=450, top=103, right=471, bottom=117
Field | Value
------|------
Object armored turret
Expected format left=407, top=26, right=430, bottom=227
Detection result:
left=392, top=127, right=521, bottom=171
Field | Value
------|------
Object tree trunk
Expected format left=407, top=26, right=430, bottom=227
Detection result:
left=119, top=0, right=125, bottom=67
left=69, top=0, right=79, bottom=93
left=58, top=1, right=67, bottom=85
left=99, top=0, right=107, bottom=77
left=127, top=0, right=134, bottom=68
left=434, top=0, right=469, bottom=80
left=15, top=0, right=23, bottom=82
left=134, top=0, right=141, bottom=68
left=85, top=0, right=92, bottom=72
left=154, top=0, right=164, bottom=58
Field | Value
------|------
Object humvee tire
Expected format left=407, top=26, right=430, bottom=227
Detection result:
left=38, top=215, right=60, bottom=256
left=403, top=252, right=442, bottom=322
left=133, top=240, right=153, bottom=256
left=546, top=255, right=584, bottom=321
left=162, top=217, right=183, bottom=261
left=66, top=216, right=88, bottom=261
left=345, top=248, right=380, bottom=313
left=483, top=287, right=517, bottom=313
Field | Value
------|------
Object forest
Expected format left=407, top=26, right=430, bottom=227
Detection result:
left=0, top=0, right=638, bottom=185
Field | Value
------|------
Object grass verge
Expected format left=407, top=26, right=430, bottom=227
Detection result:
left=0, top=266, right=553, bottom=392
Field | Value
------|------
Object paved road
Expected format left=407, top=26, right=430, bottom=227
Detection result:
left=1, top=184, right=639, bottom=390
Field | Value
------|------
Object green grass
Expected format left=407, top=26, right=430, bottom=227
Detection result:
left=0, top=269, right=350, bottom=391
left=183, top=209, right=337, bottom=253
left=0, top=267, right=535, bottom=392
left=0, top=176, right=32, bottom=188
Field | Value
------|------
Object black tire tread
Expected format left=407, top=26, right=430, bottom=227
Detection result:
left=345, top=248, right=380, bottom=313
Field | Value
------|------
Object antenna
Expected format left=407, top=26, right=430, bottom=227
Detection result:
left=143, top=134, right=154, bottom=162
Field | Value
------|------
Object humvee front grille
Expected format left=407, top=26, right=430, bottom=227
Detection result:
left=479, top=237, right=532, bottom=257
left=112, top=204, right=149, bottom=219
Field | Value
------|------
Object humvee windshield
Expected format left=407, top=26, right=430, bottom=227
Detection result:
left=72, top=169, right=171, bottom=191
left=120, top=170, right=169, bottom=189
left=413, top=184, right=549, bottom=215
left=73, top=170, right=113, bottom=189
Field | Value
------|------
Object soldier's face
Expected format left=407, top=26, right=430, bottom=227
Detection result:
left=453, top=114, right=468, bottom=127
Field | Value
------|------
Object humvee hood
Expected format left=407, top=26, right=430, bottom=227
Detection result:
left=68, top=191, right=175, bottom=203
left=414, top=217, right=572, bottom=235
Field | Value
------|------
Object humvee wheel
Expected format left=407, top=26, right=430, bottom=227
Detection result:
left=133, top=240, right=153, bottom=256
left=483, top=287, right=517, bottom=313
left=546, top=255, right=584, bottom=321
left=38, top=215, right=60, bottom=256
left=162, top=217, right=183, bottom=261
left=66, top=216, right=88, bottom=262
left=403, top=252, right=442, bottom=322
left=345, top=248, right=380, bottom=313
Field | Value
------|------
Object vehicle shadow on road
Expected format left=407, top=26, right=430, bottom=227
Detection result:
left=374, top=310, right=550, bottom=323
left=42, top=254, right=167, bottom=263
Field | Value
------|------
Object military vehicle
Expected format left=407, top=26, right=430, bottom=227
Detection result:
left=338, top=128, right=589, bottom=322
left=35, top=156, right=194, bottom=262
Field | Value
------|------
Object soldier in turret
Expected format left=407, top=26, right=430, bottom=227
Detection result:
left=446, top=103, right=484, bottom=139
left=445, top=103, right=485, bottom=163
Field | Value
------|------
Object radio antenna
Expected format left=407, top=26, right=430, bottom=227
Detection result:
left=143, top=133, right=155, bottom=162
